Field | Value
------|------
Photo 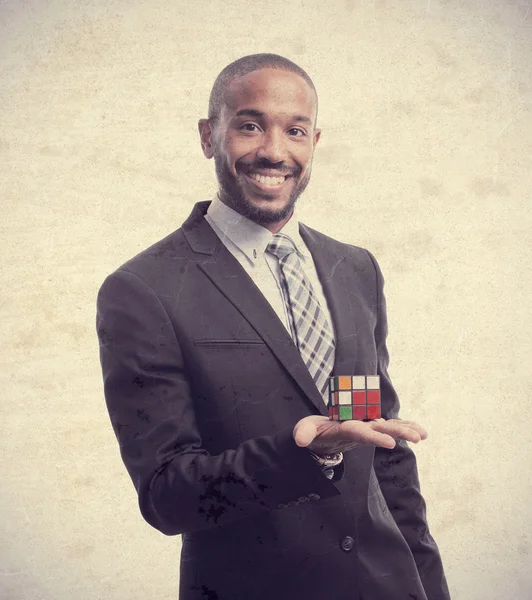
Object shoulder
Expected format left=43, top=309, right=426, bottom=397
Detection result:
left=299, top=222, right=381, bottom=273
left=96, top=220, right=204, bottom=305
left=110, top=226, right=189, bottom=281
left=102, top=201, right=217, bottom=287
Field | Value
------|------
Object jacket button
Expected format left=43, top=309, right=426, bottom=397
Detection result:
left=340, top=536, right=354, bottom=552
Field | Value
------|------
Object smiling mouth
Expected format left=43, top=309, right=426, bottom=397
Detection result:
left=243, top=171, right=293, bottom=188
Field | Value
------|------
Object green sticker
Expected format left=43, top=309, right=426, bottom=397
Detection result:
left=339, top=406, right=352, bottom=420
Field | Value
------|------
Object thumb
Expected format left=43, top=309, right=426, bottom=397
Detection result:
left=293, top=418, right=318, bottom=448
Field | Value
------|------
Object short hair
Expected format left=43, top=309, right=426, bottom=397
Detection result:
left=208, top=53, right=317, bottom=121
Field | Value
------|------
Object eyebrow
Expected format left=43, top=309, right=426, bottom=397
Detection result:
left=234, top=109, right=312, bottom=125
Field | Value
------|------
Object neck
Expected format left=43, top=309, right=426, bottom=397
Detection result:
left=217, top=192, right=295, bottom=234
left=265, top=214, right=293, bottom=233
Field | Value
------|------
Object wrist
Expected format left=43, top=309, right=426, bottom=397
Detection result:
left=308, top=450, right=343, bottom=468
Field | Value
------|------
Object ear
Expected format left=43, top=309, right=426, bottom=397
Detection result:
left=198, top=118, right=215, bottom=159
left=313, top=128, right=321, bottom=148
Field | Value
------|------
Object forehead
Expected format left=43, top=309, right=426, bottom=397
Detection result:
left=222, top=68, right=317, bottom=122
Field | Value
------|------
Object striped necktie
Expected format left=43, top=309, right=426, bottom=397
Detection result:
left=267, top=233, right=336, bottom=400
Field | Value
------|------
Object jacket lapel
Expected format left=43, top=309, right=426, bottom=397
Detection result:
left=183, top=202, right=327, bottom=415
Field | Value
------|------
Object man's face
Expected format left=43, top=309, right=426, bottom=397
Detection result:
left=199, top=68, right=320, bottom=229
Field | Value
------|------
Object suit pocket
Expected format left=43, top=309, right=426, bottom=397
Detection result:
left=193, top=339, right=265, bottom=349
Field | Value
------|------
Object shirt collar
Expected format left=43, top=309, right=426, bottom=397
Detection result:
left=206, top=194, right=310, bottom=263
left=206, top=195, right=273, bottom=263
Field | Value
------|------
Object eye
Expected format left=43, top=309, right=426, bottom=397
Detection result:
left=288, top=128, right=306, bottom=137
left=240, top=123, right=261, bottom=132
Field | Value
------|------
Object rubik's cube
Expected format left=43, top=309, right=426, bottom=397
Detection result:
left=328, top=375, right=381, bottom=421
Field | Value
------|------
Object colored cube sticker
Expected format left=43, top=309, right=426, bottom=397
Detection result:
left=328, top=375, right=381, bottom=421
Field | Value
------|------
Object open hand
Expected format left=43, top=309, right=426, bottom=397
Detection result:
left=293, top=415, right=428, bottom=455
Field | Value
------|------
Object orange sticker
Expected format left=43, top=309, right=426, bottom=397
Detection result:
left=338, top=376, right=351, bottom=390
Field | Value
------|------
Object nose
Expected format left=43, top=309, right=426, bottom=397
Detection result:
left=256, top=129, right=287, bottom=164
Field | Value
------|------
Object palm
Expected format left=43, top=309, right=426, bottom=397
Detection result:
left=293, top=415, right=427, bottom=455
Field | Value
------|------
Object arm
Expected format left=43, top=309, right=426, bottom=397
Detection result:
left=367, top=251, right=451, bottom=600
left=96, top=269, right=340, bottom=536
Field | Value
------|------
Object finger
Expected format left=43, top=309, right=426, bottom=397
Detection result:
left=394, top=420, right=428, bottom=439
left=338, top=421, right=396, bottom=449
left=293, top=420, right=318, bottom=447
left=355, top=428, right=396, bottom=449
left=371, top=420, right=425, bottom=443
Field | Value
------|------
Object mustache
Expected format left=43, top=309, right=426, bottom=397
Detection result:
left=236, top=159, right=300, bottom=178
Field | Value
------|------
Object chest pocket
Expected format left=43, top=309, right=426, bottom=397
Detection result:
left=193, top=339, right=265, bottom=349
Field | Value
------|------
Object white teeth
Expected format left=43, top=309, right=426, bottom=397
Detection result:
left=250, top=173, right=286, bottom=186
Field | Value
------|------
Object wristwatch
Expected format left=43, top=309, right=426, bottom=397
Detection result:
left=308, top=450, right=343, bottom=468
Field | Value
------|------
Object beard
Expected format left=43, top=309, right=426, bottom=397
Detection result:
left=213, top=154, right=312, bottom=226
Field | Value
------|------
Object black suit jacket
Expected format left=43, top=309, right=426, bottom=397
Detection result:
left=96, top=201, right=450, bottom=600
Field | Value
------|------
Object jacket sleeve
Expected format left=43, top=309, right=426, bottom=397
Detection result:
left=366, top=251, right=451, bottom=600
left=96, top=268, right=341, bottom=536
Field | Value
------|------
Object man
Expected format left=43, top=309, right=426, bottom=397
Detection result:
left=96, top=53, right=450, bottom=600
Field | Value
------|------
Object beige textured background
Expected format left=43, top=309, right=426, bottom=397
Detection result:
left=2, top=1, right=531, bottom=599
